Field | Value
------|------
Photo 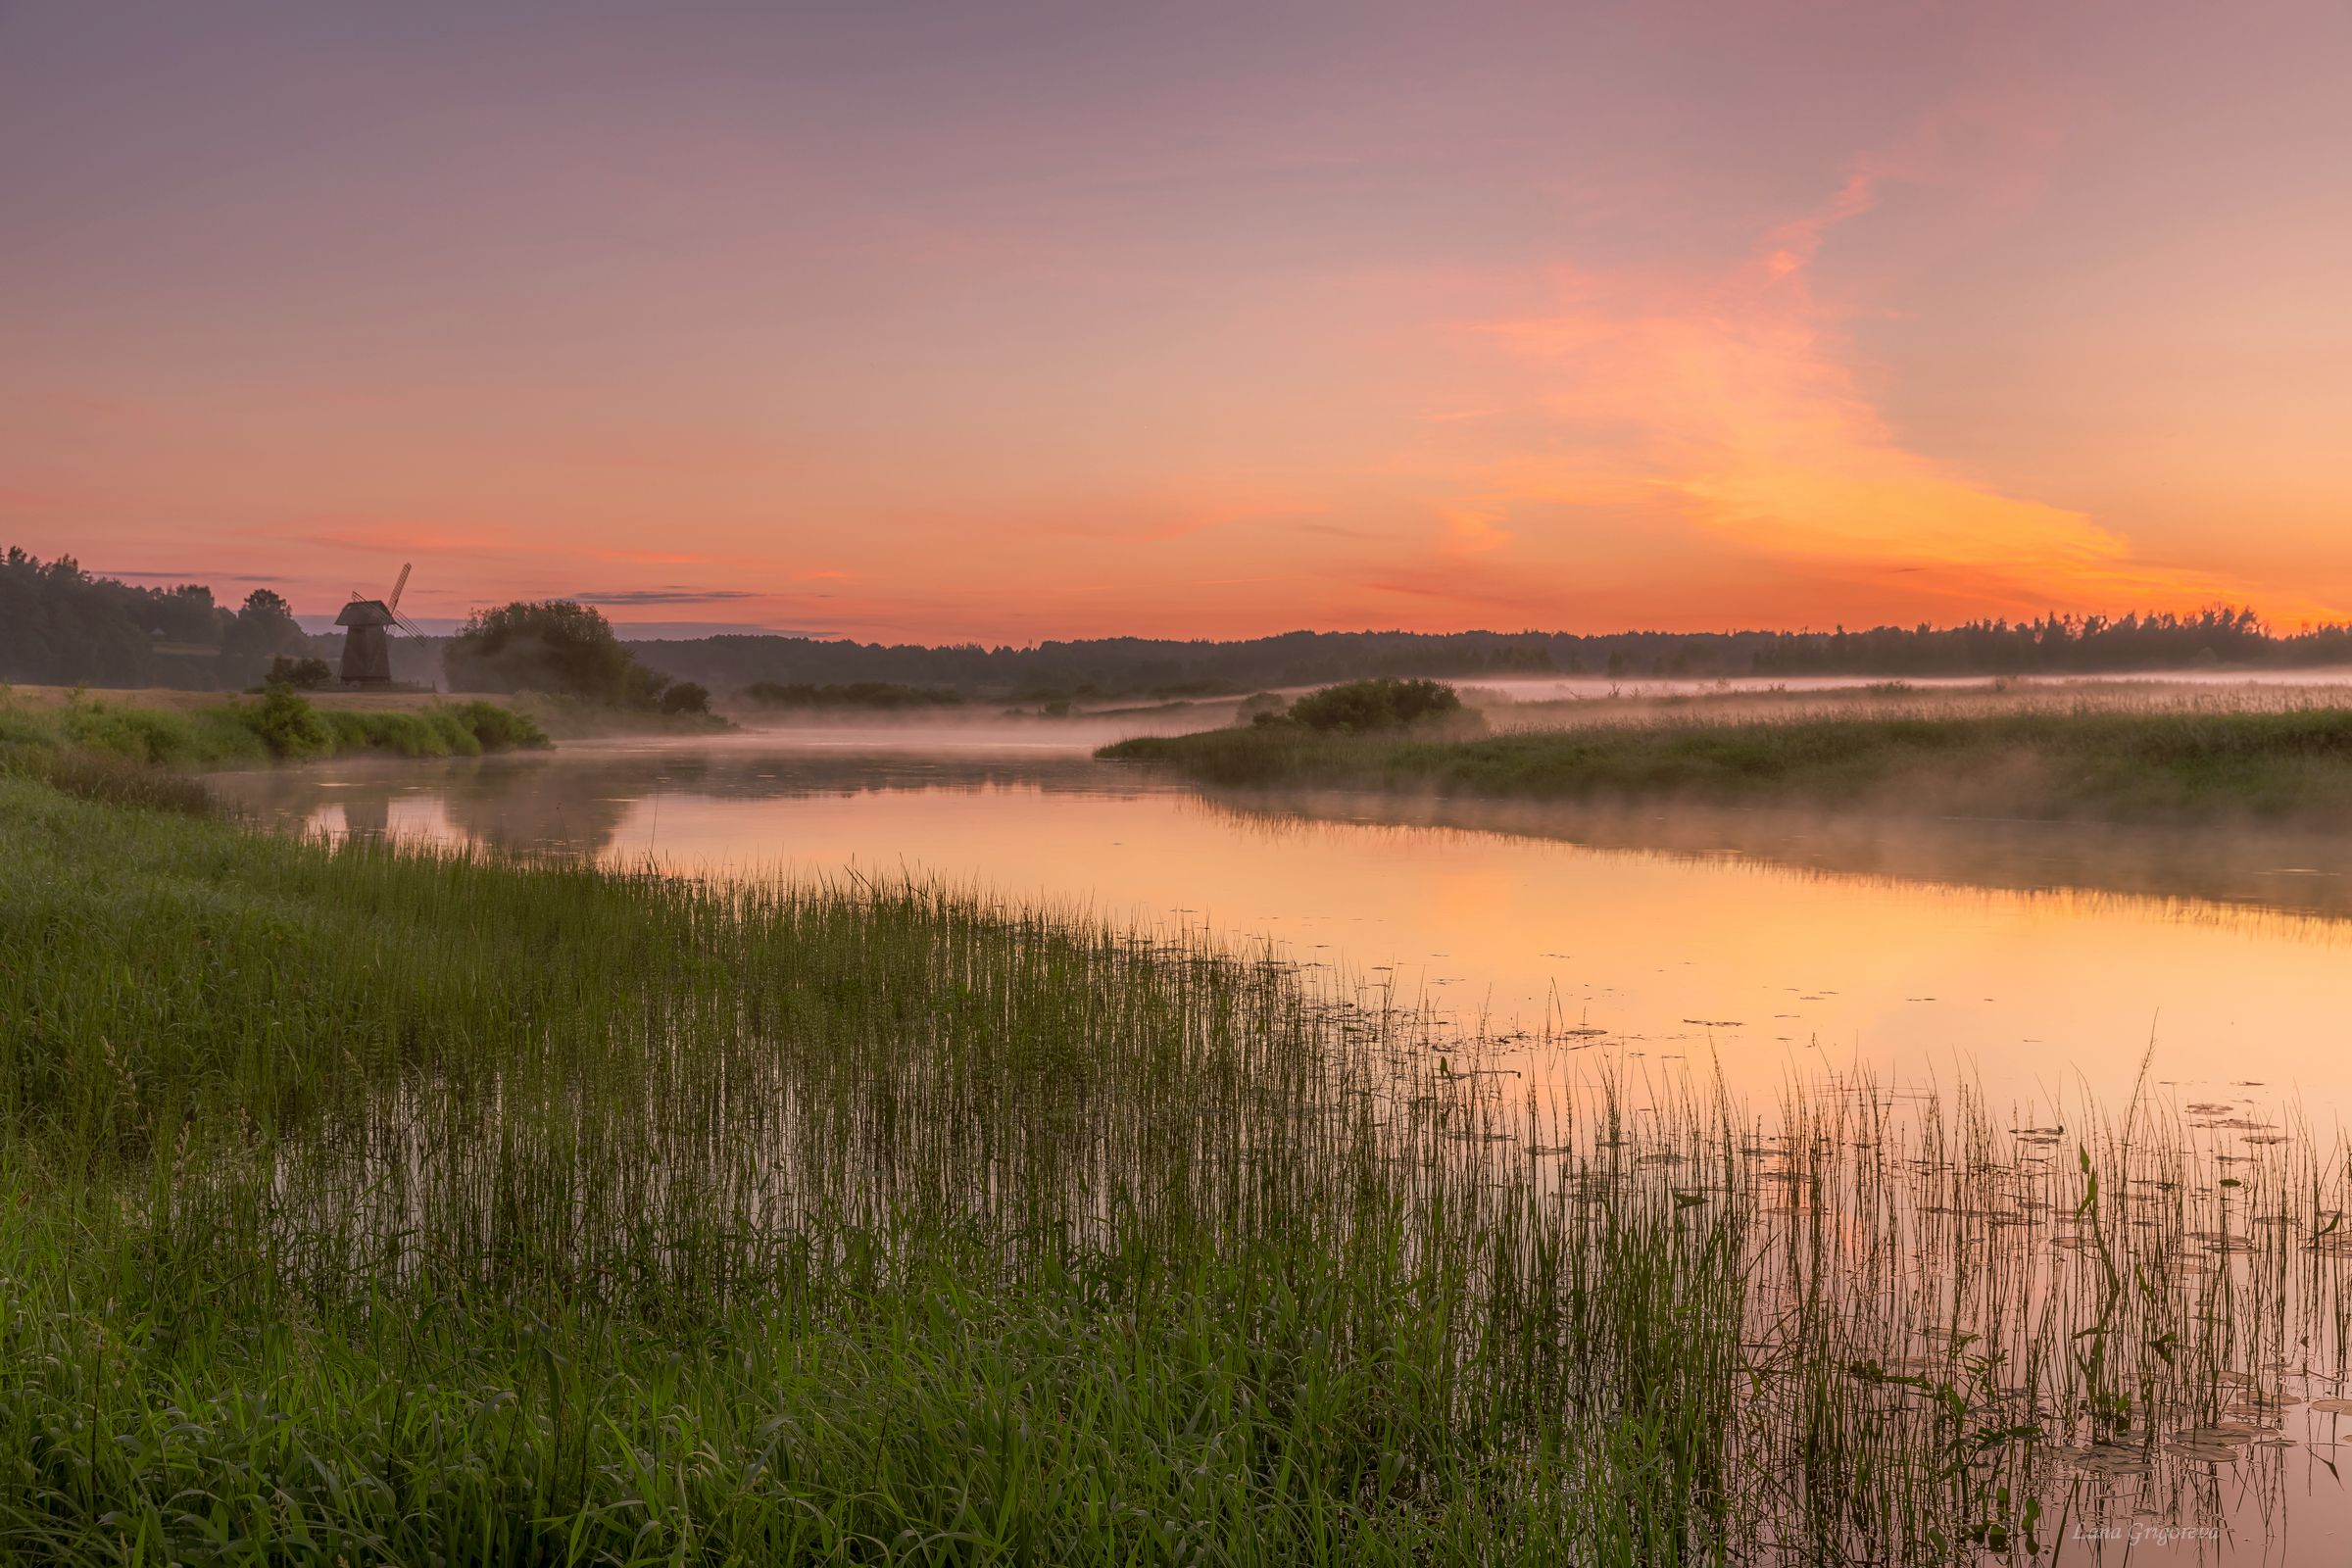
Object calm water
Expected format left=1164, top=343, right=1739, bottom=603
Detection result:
left=211, top=722, right=2352, bottom=1559
left=214, top=723, right=2352, bottom=1116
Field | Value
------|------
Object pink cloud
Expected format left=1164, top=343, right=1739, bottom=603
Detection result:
left=1436, top=122, right=2341, bottom=625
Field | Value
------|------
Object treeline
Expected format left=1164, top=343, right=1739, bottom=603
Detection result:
left=15, top=549, right=2352, bottom=697
left=639, top=609, right=2352, bottom=698
left=1, top=549, right=316, bottom=688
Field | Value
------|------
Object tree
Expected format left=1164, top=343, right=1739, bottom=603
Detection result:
left=223, top=588, right=314, bottom=686
left=266, top=655, right=334, bottom=690
left=442, top=600, right=689, bottom=710
left=657, top=680, right=711, bottom=715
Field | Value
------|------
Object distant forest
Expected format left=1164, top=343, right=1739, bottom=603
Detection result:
left=1, top=549, right=316, bottom=689
left=11, top=548, right=2352, bottom=697
left=638, top=609, right=2352, bottom=699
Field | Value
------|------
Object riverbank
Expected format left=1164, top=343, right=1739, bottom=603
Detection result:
left=1, top=680, right=736, bottom=742
left=0, top=771, right=2339, bottom=1558
left=0, top=686, right=548, bottom=776
left=1102, top=704, right=2352, bottom=825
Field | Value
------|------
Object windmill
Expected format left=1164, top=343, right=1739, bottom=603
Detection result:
left=335, top=563, right=421, bottom=687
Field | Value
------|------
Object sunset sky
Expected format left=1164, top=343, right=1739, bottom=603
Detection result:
left=4, top=2, right=2347, bottom=642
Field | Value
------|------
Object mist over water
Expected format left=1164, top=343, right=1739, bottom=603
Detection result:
left=193, top=691, right=2352, bottom=1559
left=214, top=713, right=2352, bottom=1122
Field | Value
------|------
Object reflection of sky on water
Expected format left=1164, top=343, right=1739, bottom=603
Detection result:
left=215, top=740, right=2352, bottom=1119
left=213, top=736, right=2352, bottom=1560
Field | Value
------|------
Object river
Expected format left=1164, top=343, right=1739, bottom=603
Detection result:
left=213, top=717, right=2352, bottom=1123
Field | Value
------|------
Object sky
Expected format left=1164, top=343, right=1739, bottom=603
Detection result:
left=3, top=1, right=2347, bottom=643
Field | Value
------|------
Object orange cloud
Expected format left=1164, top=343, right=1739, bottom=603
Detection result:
left=1450, top=155, right=2342, bottom=625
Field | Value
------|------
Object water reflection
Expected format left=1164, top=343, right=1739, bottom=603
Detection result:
left=221, top=749, right=1138, bottom=862
left=207, top=736, right=2352, bottom=1560
left=1196, top=788, right=2352, bottom=926
left=213, top=743, right=2352, bottom=1111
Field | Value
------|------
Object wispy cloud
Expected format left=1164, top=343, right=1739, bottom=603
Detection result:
left=1447, top=124, right=2323, bottom=621
left=568, top=587, right=762, bottom=606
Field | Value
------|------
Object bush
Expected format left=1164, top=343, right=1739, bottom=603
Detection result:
left=449, top=700, right=551, bottom=752
left=323, top=709, right=469, bottom=758
left=1286, top=678, right=1466, bottom=733
left=1235, top=692, right=1288, bottom=724
left=658, top=680, right=711, bottom=715
left=318, top=702, right=551, bottom=758
left=267, top=655, right=334, bottom=690
left=238, top=684, right=336, bottom=760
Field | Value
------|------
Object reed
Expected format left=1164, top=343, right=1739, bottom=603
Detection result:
left=1102, top=702, right=2352, bottom=825
left=0, top=773, right=2342, bottom=1562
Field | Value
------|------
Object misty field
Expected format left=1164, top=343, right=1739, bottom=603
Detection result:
left=0, top=769, right=2345, bottom=1561
left=1103, top=696, right=2352, bottom=826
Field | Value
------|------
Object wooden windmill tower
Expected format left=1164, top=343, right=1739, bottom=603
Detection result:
left=336, top=563, right=418, bottom=687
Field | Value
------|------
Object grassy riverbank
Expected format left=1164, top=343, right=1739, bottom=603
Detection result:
left=1, top=774, right=2340, bottom=1560
left=0, top=686, right=547, bottom=774
left=1102, top=704, right=2352, bottom=823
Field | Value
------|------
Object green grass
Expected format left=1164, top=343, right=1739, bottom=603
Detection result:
left=0, top=775, right=2343, bottom=1561
left=1102, top=705, right=2352, bottom=823
left=0, top=688, right=549, bottom=776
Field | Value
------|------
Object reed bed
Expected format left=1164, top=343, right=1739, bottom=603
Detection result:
left=2, top=773, right=2347, bottom=1562
left=1471, top=678, right=2352, bottom=733
left=1102, top=700, right=2352, bottom=826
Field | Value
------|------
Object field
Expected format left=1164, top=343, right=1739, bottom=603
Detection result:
left=1102, top=683, right=2352, bottom=826
left=2, top=770, right=2345, bottom=1561
left=2, top=683, right=727, bottom=744
left=0, top=688, right=548, bottom=790
left=0, top=684, right=475, bottom=714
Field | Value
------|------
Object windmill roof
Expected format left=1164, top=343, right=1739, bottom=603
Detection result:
left=336, top=599, right=397, bottom=627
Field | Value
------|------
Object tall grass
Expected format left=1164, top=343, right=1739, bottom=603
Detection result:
left=0, top=687, right=548, bottom=773
left=1, top=774, right=2345, bottom=1561
left=1103, top=704, right=2352, bottom=824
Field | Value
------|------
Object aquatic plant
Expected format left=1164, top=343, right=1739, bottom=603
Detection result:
left=0, top=773, right=2343, bottom=1561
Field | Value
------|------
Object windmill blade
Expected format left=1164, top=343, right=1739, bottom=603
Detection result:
left=392, top=613, right=427, bottom=638
left=386, top=562, right=413, bottom=614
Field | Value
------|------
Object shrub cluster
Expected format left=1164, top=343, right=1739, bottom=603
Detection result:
left=444, top=600, right=710, bottom=714
left=265, top=654, right=334, bottom=689
left=1270, top=677, right=1466, bottom=733
left=313, top=700, right=552, bottom=759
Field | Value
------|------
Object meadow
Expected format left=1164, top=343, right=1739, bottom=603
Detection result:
left=1, top=767, right=2345, bottom=1561
left=1102, top=686, right=2352, bottom=826
left=0, top=685, right=548, bottom=777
